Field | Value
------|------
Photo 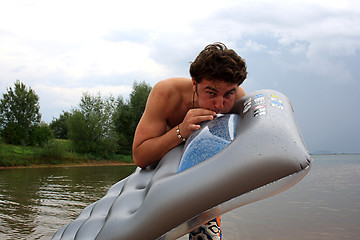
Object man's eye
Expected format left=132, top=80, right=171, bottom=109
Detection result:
left=207, top=91, right=216, bottom=96
left=224, top=92, right=235, bottom=98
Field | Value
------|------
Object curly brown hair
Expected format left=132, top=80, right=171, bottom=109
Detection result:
left=190, top=42, right=247, bottom=85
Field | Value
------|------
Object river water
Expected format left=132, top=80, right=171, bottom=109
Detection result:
left=0, top=155, right=359, bottom=240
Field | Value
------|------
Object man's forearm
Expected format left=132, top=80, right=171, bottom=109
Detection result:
left=133, top=126, right=183, bottom=168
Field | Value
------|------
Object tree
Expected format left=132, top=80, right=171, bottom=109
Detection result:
left=0, top=80, right=42, bottom=145
left=113, top=98, right=134, bottom=154
left=67, top=92, right=118, bottom=156
left=65, top=81, right=152, bottom=155
left=129, top=81, right=152, bottom=126
left=50, top=111, right=71, bottom=139
left=29, top=122, right=53, bottom=146
left=67, top=110, right=91, bottom=153
left=113, top=81, right=152, bottom=154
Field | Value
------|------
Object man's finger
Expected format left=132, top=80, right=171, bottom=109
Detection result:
left=192, top=108, right=216, bottom=116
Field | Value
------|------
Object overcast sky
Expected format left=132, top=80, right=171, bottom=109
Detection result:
left=1, top=0, right=359, bottom=153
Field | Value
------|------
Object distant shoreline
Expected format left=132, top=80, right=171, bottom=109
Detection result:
left=0, top=161, right=136, bottom=170
left=0, top=143, right=134, bottom=168
left=310, top=153, right=360, bottom=155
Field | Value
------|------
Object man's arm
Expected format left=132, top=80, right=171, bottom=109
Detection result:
left=132, top=80, right=215, bottom=168
left=132, top=82, right=177, bottom=168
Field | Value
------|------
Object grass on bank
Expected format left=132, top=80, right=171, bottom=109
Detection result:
left=0, top=139, right=133, bottom=167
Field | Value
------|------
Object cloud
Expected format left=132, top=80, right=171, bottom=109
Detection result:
left=56, top=41, right=168, bottom=80
left=192, top=1, right=360, bottom=87
left=1, top=0, right=360, bottom=152
left=0, top=36, right=169, bottom=92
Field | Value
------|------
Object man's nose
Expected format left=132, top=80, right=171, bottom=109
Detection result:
left=214, top=97, right=224, bottom=112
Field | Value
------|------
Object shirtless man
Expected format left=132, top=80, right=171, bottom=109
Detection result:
left=132, top=42, right=247, bottom=239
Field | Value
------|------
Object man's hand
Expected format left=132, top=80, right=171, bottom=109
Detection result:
left=178, top=108, right=216, bottom=138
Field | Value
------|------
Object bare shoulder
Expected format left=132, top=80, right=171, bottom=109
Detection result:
left=235, top=86, right=246, bottom=100
left=143, top=77, right=192, bottom=118
left=150, top=77, right=191, bottom=106
left=153, top=77, right=192, bottom=93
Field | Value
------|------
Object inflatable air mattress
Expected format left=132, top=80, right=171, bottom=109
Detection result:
left=52, top=89, right=312, bottom=240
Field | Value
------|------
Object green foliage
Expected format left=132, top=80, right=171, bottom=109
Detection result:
left=113, top=99, right=134, bottom=153
left=42, top=139, right=68, bottom=160
left=67, top=110, right=91, bottom=153
left=0, top=143, right=39, bottom=166
left=0, top=141, right=133, bottom=167
left=0, top=80, right=152, bottom=163
left=65, top=81, right=152, bottom=156
left=29, top=122, right=53, bottom=147
left=0, top=80, right=42, bottom=145
left=113, top=81, right=152, bottom=154
left=129, top=81, right=152, bottom=121
left=49, top=111, right=71, bottom=139
left=67, top=93, right=118, bottom=156
left=1, top=122, right=28, bottom=145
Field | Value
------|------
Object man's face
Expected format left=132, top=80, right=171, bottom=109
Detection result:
left=193, top=78, right=238, bottom=113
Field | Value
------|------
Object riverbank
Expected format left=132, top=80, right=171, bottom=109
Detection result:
left=0, top=161, right=135, bottom=169
left=0, top=141, right=134, bottom=168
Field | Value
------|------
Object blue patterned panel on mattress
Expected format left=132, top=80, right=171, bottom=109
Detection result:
left=178, top=114, right=238, bottom=172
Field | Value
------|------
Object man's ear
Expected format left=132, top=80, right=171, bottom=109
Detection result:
left=192, top=78, right=197, bottom=92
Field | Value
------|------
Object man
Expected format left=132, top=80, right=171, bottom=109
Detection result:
left=132, top=42, right=247, bottom=239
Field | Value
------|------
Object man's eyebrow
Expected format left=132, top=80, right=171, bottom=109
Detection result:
left=204, top=86, right=237, bottom=94
left=205, top=86, right=218, bottom=92
left=226, top=88, right=237, bottom=93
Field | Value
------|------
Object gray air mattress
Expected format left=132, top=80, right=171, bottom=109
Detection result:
left=52, top=89, right=312, bottom=240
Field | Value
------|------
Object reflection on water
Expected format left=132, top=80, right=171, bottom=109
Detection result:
left=220, top=154, right=360, bottom=240
left=0, top=165, right=136, bottom=240
left=0, top=155, right=359, bottom=240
